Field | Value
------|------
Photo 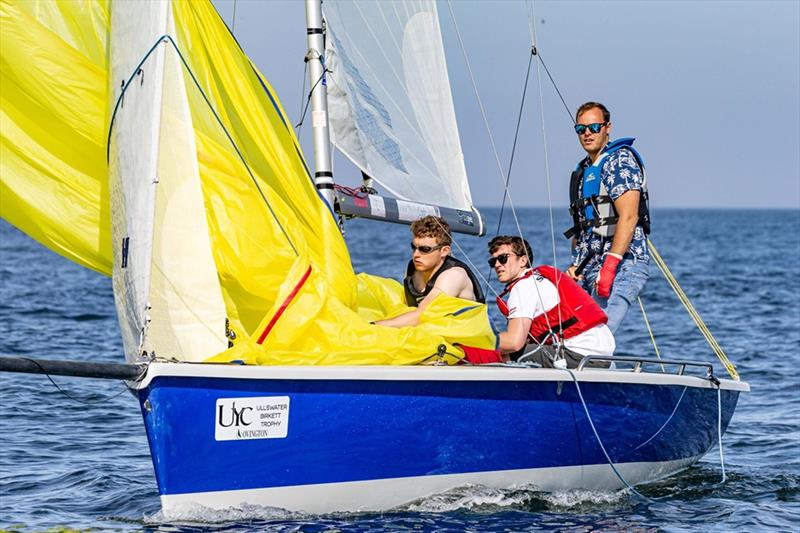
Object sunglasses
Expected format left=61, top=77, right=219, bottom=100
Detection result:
left=574, top=122, right=606, bottom=135
left=488, top=253, right=518, bottom=268
left=410, top=243, right=444, bottom=254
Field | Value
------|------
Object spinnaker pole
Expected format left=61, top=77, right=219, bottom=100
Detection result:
left=304, top=0, right=335, bottom=209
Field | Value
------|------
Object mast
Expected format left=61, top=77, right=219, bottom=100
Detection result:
left=304, top=0, right=335, bottom=209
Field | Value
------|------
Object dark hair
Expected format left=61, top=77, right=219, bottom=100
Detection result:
left=575, top=101, right=610, bottom=124
left=411, top=216, right=452, bottom=246
left=488, top=236, right=533, bottom=266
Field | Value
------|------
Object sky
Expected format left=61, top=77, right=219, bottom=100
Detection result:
left=212, top=0, right=799, bottom=209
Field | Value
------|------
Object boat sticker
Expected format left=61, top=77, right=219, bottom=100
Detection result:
left=369, top=195, right=386, bottom=217
left=215, top=396, right=290, bottom=441
left=312, top=110, right=327, bottom=128
left=396, top=200, right=438, bottom=222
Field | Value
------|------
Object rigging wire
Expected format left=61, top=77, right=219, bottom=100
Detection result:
left=106, top=35, right=299, bottom=256
left=519, top=3, right=735, bottom=378
left=481, top=48, right=535, bottom=298
left=296, top=58, right=308, bottom=135
left=444, top=0, right=526, bottom=242
left=494, top=49, right=535, bottom=238
left=295, top=67, right=327, bottom=132
left=445, top=0, right=561, bottom=336
left=231, top=0, right=238, bottom=34
left=526, top=0, right=565, bottom=351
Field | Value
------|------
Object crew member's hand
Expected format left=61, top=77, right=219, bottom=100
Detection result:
left=596, top=253, right=623, bottom=298
left=566, top=264, right=583, bottom=282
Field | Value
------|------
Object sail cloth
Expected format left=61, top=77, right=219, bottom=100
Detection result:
left=0, top=0, right=496, bottom=365
left=324, top=0, right=474, bottom=212
left=0, top=0, right=112, bottom=275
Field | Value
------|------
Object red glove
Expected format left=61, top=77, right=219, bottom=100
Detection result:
left=596, top=253, right=623, bottom=298
left=458, top=344, right=503, bottom=364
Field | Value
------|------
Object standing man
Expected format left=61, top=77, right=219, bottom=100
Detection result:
left=375, top=215, right=484, bottom=328
left=489, top=236, right=615, bottom=367
left=564, top=102, right=651, bottom=333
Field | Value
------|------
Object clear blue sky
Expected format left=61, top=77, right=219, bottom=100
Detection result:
left=213, top=0, right=799, bottom=209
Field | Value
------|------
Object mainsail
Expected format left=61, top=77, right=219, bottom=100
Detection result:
left=323, top=0, right=482, bottom=231
left=0, top=0, right=496, bottom=365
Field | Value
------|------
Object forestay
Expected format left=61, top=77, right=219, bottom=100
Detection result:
left=324, top=0, right=474, bottom=212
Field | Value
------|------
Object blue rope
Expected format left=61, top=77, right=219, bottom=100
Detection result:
left=106, top=34, right=298, bottom=256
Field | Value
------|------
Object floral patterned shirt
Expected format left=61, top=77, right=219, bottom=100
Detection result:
left=571, top=146, right=649, bottom=271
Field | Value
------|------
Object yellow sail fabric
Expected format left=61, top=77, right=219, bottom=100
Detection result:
left=0, top=0, right=112, bottom=274
left=0, top=0, right=497, bottom=364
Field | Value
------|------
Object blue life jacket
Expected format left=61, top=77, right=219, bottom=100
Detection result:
left=564, top=138, right=650, bottom=239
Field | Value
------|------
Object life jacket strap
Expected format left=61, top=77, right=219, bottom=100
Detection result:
left=533, top=315, right=578, bottom=343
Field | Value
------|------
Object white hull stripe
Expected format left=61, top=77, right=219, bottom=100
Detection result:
left=159, top=457, right=700, bottom=515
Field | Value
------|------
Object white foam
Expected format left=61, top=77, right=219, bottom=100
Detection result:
left=401, top=484, right=628, bottom=513
left=144, top=501, right=300, bottom=525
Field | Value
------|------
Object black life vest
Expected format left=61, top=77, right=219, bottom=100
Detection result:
left=564, top=138, right=651, bottom=240
left=404, top=255, right=485, bottom=307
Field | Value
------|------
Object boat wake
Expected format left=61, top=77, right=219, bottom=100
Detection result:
left=401, top=483, right=629, bottom=513
left=139, top=484, right=630, bottom=526
left=144, top=502, right=301, bottom=525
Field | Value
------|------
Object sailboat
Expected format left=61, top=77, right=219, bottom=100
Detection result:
left=0, top=0, right=748, bottom=515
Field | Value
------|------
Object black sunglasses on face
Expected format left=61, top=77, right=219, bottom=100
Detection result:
left=410, top=243, right=444, bottom=254
left=488, top=253, right=518, bottom=268
left=574, top=122, right=606, bottom=135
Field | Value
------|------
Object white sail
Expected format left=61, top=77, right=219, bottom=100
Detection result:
left=324, top=0, right=474, bottom=212
left=108, top=0, right=227, bottom=362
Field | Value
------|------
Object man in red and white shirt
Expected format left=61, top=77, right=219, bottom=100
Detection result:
left=489, top=236, right=615, bottom=367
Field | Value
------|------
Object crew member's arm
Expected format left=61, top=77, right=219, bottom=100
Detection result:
left=608, top=190, right=640, bottom=258
left=498, top=317, right=532, bottom=355
left=566, top=237, right=583, bottom=281
left=596, top=189, right=641, bottom=297
left=375, top=269, right=469, bottom=327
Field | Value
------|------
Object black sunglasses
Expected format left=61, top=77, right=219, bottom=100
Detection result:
left=574, top=122, right=606, bottom=135
left=410, top=243, right=444, bottom=254
left=488, top=253, right=518, bottom=268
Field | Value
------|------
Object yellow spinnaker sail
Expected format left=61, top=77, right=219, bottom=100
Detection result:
left=0, top=0, right=496, bottom=365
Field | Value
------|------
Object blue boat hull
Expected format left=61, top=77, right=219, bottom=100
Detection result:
left=135, top=364, right=743, bottom=513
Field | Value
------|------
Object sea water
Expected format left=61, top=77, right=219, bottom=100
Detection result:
left=1, top=208, right=798, bottom=532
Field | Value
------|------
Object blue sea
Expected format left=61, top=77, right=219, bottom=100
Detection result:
left=1, top=208, right=798, bottom=532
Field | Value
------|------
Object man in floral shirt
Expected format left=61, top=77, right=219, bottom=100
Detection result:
left=564, top=102, right=651, bottom=333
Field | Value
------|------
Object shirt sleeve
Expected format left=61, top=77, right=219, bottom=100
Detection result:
left=602, top=148, right=643, bottom=201
left=506, top=277, right=557, bottom=319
